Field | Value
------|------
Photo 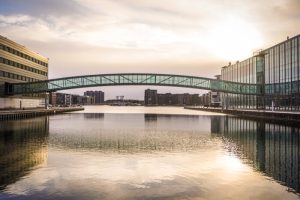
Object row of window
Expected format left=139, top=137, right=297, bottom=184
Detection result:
left=221, top=57, right=258, bottom=84
left=264, top=36, right=299, bottom=86
left=222, top=86, right=300, bottom=109
left=0, top=70, right=40, bottom=82
left=222, top=36, right=300, bottom=90
left=0, top=57, right=47, bottom=76
left=0, top=43, right=48, bottom=67
left=265, top=81, right=299, bottom=94
left=222, top=93, right=258, bottom=109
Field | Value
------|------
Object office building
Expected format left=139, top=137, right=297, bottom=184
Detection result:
left=221, top=34, right=300, bottom=111
left=0, top=35, right=48, bottom=109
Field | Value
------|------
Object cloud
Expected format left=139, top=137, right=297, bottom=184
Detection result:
left=0, top=0, right=85, bottom=17
left=0, top=14, right=32, bottom=24
left=0, top=0, right=299, bottom=98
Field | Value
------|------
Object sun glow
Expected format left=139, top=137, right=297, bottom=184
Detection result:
left=208, top=18, right=263, bottom=60
left=224, top=155, right=244, bottom=172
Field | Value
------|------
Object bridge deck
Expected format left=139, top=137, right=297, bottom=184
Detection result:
left=5, top=73, right=262, bottom=95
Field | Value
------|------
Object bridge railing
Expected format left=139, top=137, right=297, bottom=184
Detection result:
left=8, top=73, right=262, bottom=95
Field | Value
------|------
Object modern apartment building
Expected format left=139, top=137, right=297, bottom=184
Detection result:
left=84, top=90, right=105, bottom=104
left=144, top=89, right=199, bottom=106
left=0, top=35, right=49, bottom=109
left=221, top=34, right=300, bottom=111
left=144, top=89, right=158, bottom=105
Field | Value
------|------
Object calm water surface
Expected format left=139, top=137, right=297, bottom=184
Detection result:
left=0, top=106, right=299, bottom=200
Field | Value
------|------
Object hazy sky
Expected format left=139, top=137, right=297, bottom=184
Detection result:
left=0, top=0, right=299, bottom=99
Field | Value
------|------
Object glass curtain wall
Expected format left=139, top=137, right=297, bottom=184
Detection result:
left=221, top=56, right=258, bottom=109
left=264, top=35, right=300, bottom=111
left=222, top=34, right=300, bottom=111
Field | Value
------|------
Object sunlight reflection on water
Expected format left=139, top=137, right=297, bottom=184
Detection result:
left=0, top=106, right=299, bottom=200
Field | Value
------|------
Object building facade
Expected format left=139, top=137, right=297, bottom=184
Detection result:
left=144, top=89, right=158, bottom=105
left=144, top=89, right=199, bottom=106
left=221, top=34, right=300, bottom=111
left=49, top=92, right=88, bottom=106
left=0, top=35, right=48, bottom=109
left=84, top=91, right=104, bottom=104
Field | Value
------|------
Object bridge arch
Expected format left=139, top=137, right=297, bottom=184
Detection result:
left=6, top=73, right=261, bottom=95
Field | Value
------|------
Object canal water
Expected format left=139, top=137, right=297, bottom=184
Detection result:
left=0, top=106, right=299, bottom=200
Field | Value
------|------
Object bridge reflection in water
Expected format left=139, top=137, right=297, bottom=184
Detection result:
left=0, top=117, right=49, bottom=190
left=212, top=116, right=300, bottom=193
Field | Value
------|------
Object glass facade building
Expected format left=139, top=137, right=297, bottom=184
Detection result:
left=221, top=34, right=300, bottom=111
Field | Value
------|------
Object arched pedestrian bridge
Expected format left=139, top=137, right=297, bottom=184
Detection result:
left=5, top=73, right=262, bottom=95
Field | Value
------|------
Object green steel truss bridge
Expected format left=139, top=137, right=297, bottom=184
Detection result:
left=5, top=73, right=262, bottom=95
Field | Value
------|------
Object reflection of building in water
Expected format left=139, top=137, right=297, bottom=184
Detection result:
left=144, top=114, right=158, bottom=121
left=212, top=116, right=300, bottom=193
left=83, top=113, right=104, bottom=119
left=264, top=124, right=300, bottom=192
left=0, top=117, right=49, bottom=190
left=49, top=114, right=209, bottom=153
left=210, top=116, right=222, bottom=134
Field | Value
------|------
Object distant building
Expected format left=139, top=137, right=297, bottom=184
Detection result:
left=49, top=92, right=57, bottom=106
left=72, top=95, right=82, bottom=105
left=197, top=75, right=222, bottom=107
left=191, top=94, right=199, bottom=105
left=198, top=91, right=221, bottom=107
left=84, top=90, right=104, bottom=104
left=211, top=75, right=222, bottom=107
left=49, top=92, right=86, bottom=106
left=65, top=94, right=72, bottom=106
left=105, top=99, right=143, bottom=106
left=145, top=89, right=158, bottom=105
left=158, top=93, right=172, bottom=105
left=199, top=93, right=211, bottom=107
left=145, top=89, right=199, bottom=106
left=82, top=95, right=94, bottom=105
left=55, top=93, right=66, bottom=106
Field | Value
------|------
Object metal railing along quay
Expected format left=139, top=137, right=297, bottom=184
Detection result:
left=184, top=106, right=300, bottom=124
left=0, top=107, right=84, bottom=121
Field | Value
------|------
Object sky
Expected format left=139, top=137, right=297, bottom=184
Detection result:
left=0, top=0, right=300, bottom=99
